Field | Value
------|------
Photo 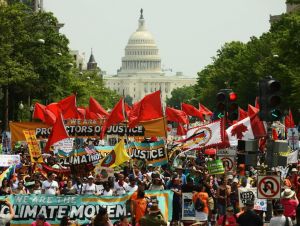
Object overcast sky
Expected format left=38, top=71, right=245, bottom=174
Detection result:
left=44, top=0, right=285, bottom=77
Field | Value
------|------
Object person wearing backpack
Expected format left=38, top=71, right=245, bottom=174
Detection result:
left=217, top=206, right=237, bottom=226
left=270, top=204, right=293, bottom=226
left=192, top=184, right=209, bottom=224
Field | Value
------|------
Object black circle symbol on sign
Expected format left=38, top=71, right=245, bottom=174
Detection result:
left=258, top=176, right=280, bottom=198
left=221, top=157, right=233, bottom=171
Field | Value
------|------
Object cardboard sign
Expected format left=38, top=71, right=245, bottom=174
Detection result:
left=182, top=193, right=195, bottom=220
left=23, top=130, right=43, bottom=163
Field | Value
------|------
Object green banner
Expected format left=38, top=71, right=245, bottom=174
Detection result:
left=1, top=190, right=173, bottom=225
left=207, top=159, right=225, bottom=175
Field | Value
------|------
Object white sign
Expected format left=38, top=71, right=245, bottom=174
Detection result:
left=217, top=148, right=236, bottom=156
left=238, top=187, right=266, bottom=211
left=182, top=193, right=195, bottom=220
left=287, top=128, right=299, bottom=150
left=220, top=156, right=235, bottom=172
left=257, top=175, right=281, bottom=199
left=53, top=138, right=74, bottom=155
left=0, top=155, right=21, bottom=167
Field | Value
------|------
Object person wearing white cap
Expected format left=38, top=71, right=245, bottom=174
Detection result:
left=280, top=188, right=299, bottom=222
left=82, top=175, right=97, bottom=195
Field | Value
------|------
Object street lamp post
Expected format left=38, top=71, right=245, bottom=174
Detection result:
left=30, top=105, right=34, bottom=121
left=19, top=101, right=24, bottom=122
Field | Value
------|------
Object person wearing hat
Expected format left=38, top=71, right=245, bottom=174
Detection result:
left=140, top=203, right=167, bottom=226
left=176, top=165, right=187, bottom=185
left=42, top=172, right=60, bottom=195
left=236, top=199, right=263, bottom=226
left=82, top=175, right=97, bottom=195
left=31, top=214, right=51, bottom=226
left=270, top=204, right=293, bottom=226
left=280, top=188, right=299, bottom=222
left=217, top=206, right=237, bottom=226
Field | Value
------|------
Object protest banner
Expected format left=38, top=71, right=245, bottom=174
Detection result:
left=207, top=159, right=225, bottom=175
left=94, top=166, right=114, bottom=181
left=10, top=120, right=165, bottom=144
left=23, top=130, right=43, bottom=163
left=182, top=193, right=195, bottom=221
left=0, top=155, right=21, bottom=167
left=129, top=140, right=168, bottom=166
left=53, top=138, right=74, bottom=156
left=2, top=190, right=173, bottom=225
left=238, top=187, right=267, bottom=211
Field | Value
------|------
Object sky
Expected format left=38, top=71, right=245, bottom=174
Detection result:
left=44, top=0, right=285, bottom=77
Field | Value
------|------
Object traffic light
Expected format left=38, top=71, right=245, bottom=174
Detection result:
left=259, top=77, right=282, bottom=122
left=228, top=91, right=238, bottom=121
left=216, top=90, right=227, bottom=119
left=215, top=89, right=238, bottom=120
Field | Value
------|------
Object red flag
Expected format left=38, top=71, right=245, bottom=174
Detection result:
left=199, top=104, right=213, bottom=116
left=77, top=107, right=86, bottom=120
left=58, top=94, right=78, bottom=119
left=44, top=113, right=69, bottom=152
left=128, top=91, right=163, bottom=128
left=248, top=104, right=259, bottom=117
left=124, top=103, right=132, bottom=117
left=285, top=109, right=295, bottom=128
left=100, top=99, right=125, bottom=139
left=89, top=97, right=109, bottom=118
left=46, top=103, right=60, bottom=118
left=182, top=103, right=203, bottom=120
left=238, top=107, right=248, bottom=121
left=33, top=103, right=46, bottom=122
left=85, top=108, right=99, bottom=120
left=177, top=123, right=187, bottom=136
left=166, top=107, right=189, bottom=124
left=272, top=128, right=278, bottom=140
left=255, top=97, right=260, bottom=109
left=33, top=103, right=56, bottom=125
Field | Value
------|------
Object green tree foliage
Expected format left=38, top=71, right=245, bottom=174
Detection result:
left=195, top=10, right=300, bottom=121
left=166, top=85, right=197, bottom=108
left=0, top=3, right=119, bottom=122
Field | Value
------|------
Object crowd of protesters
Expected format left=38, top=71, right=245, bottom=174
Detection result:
left=0, top=140, right=300, bottom=226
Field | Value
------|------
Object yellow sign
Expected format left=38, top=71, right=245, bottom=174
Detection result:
left=23, top=130, right=43, bottom=163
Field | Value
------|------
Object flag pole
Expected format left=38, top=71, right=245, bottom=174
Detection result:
left=159, top=89, right=168, bottom=139
left=122, top=90, right=135, bottom=178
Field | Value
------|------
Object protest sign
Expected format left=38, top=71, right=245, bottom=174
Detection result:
left=0, top=155, right=20, bottom=167
left=2, top=131, right=11, bottom=154
left=23, top=130, right=43, bottom=163
left=53, top=138, right=74, bottom=156
left=238, top=187, right=267, bottom=211
left=94, top=166, right=114, bottom=181
left=182, top=193, right=195, bottom=220
left=207, top=159, right=225, bottom=175
left=2, top=190, right=173, bottom=225
left=129, top=140, right=168, bottom=166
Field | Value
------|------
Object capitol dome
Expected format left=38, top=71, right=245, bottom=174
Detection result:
left=117, top=9, right=163, bottom=77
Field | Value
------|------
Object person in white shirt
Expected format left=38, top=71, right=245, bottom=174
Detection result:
left=82, top=176, right=97, bottom=195
left=102, top=182, right=114, bottom=196
left=270, top=204, right=293, bottom=226
left=127, top=176, right=138, bottom=193
left=114, top=173, right=129, bottom=196
left=42, top=173, right=59, bottom=195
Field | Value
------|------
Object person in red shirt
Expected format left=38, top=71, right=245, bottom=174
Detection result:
left=31, top=214, right=51, bottom=226
left=217, top=206, right=237, bottom=226
left=280, top=188, right=299, bottom=221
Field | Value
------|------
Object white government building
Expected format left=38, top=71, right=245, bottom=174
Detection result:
left=103, top=9, right=197, bottom=103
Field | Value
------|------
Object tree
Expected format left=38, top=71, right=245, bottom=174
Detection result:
left=166, top=85, right=196, bottom=108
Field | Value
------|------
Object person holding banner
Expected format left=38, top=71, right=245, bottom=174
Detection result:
left=0, top=199, right=14, bottom=225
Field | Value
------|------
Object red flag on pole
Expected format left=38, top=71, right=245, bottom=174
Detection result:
left=182, top=103, right=203, bottom=120
left=199, top=104, right=213, bottom=116
left=255, top=97, right=260, bottom=110
left=100, top=99, right=125, bottom=139
left=44, top=113, right=69, bottom=152
left=238, top=107, right=248, bottom=121
left=89, top=97, right=109, bottom=118
left=285, top=109, right=295, bottom=128
left=33, top=103, right=46, bottom=122
left=128, top=91, right=163, bottom=128
left=177, top=123, right=187, bottom=136
left=166, top=107, right=189, bottom=124
left=58, top=94, right=78, bottom=119
left=248, top=104, right=259, bottom=117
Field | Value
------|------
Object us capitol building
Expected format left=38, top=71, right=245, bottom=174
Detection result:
left=103, top=9, right=197, bottom=103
